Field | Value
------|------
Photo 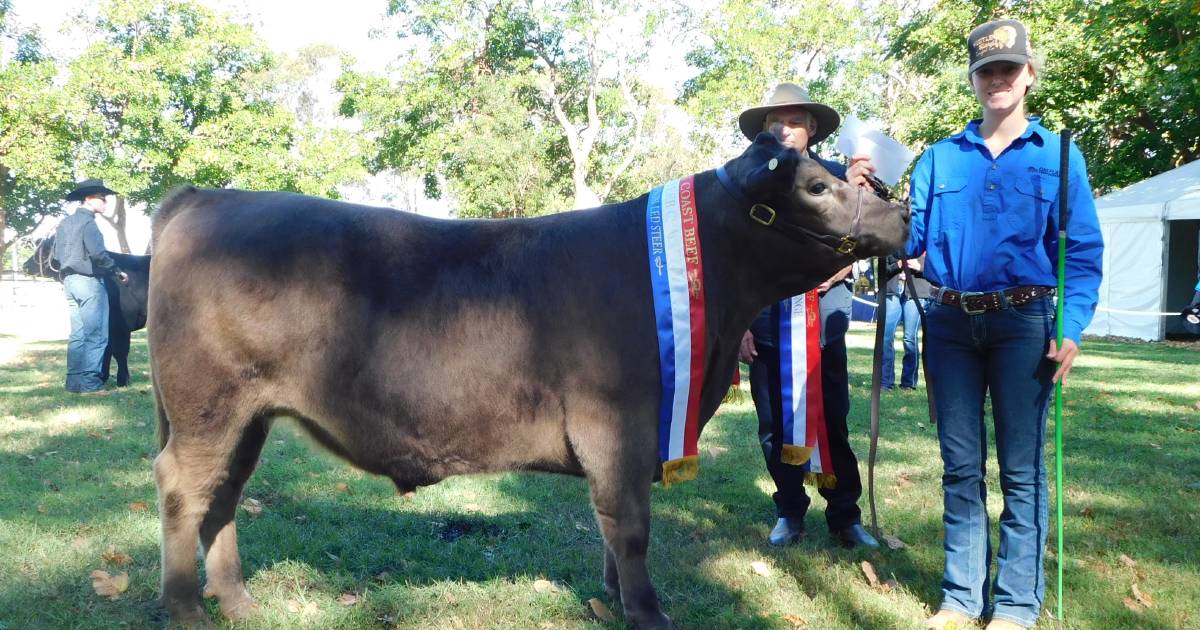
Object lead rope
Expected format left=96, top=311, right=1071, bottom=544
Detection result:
left=868, top=253, right=886, bottom=538
left=903, top=262, right=937, bottom=425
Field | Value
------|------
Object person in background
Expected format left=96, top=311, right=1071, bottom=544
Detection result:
left=881, top=254, right=930, bottom=390
left=53, top=178, right=128, bottom=393
left=737, top=82, right=880, bottom=549
left=907, top=19, right=1103, bottom=630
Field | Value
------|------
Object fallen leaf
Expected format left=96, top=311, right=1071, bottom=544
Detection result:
left=1149, top=443, right=1162, bottom=450
left=883, top=497, right=895, bottom=505
left=916, top=422, right=926, bottom=430
left=102, top=547, right=132, bottom=566
left=706, top=445, right=729, bottom=458
left=336, top=482, right=350, bottom=493
left=240, top=498, right=263, bottom=516
left=574, top=521, right=590, bottom=532
left=325, top=552, right=340, bottom=563
left=750, top=560, right=771, bottom=576
left=36, top=505, right=47, bottom=514
left=1123, top=597, right=1142, bottom=612
left=337, top=592, right=358, bottom=606
left=43, top=479, right=60, bottom=492
left=588, top=598, right=615, bottom=622
left=1132, top=583, right=1154, bottom=607
left=882, top=578, right=899, bottom=592
left=91, top=570, right=129, bottom=599
left=129, top=501, right=149, bottom=513
left=783, top=612, right=807, bottom=627
left=860, top=561, right=880, bottom=588
left=1079, top=506, right=1095, bottom=519
left=286, top=599, right=319, bottom=615
left=533, top=579, right=560, bottom=594
left=1119, top=554, right=1137, bottom=568
left=882, top=534, right=907, bottom=550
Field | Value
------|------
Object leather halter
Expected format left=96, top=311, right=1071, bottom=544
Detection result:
left=714, top=165, right=864, bottom=257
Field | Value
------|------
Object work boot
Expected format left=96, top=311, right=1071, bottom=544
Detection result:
left=767, top=517, right=805, bottom=546
left=834, top=522, right=880, bottom=548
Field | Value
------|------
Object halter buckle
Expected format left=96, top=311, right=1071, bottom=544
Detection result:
left=748, top=204, right=777, bottom=226
left=836, top=236, right=857, bottom=255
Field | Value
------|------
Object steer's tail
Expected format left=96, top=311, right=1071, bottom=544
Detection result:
left=151, top=186, right=201, bottom=254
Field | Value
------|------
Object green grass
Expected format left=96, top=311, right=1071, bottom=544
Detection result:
left=1, top=329, right=1197, bottom=629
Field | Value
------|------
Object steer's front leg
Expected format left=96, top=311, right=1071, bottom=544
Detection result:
left=586, top=463, right=671, bottom=630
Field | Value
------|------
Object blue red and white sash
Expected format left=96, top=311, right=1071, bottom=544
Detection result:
left=778, top=291, right=836, bottom=488
left=646, top=175, right=706, bottom=487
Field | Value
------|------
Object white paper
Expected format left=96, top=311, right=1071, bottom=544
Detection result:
left=833, top=114, right=916, bottom=187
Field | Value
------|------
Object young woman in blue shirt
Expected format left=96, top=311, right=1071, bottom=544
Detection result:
left=909, top=19, right=1104, bottom=630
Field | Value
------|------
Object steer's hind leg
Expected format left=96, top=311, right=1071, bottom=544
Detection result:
left=200, top=417, right=269, bottom=621
left=154, top=440, right=216, bottom=625
left=155, top=397, right=263, bottom=626
left=584, top=455, right=671, bottom=630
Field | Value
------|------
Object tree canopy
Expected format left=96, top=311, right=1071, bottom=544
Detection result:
left=3, top=0, right=1199, bottom=258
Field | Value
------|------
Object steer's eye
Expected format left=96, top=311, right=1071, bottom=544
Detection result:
left=807, top=182, right=828, bottom=195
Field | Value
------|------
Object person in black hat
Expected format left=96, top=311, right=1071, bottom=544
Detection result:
left=737, top=82, right=881, bottom=550
left=53, top=178, right=128, bottom=393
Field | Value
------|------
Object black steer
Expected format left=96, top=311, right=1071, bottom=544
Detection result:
left=148, top=133, right=910, bottom=629
left=22, top=235, right=150, bottom=386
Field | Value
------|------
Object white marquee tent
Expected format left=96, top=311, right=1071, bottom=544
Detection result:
left=1086, top=159, right=1200, bottom=341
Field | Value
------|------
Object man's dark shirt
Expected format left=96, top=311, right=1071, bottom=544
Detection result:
left=53, top=208, right=119, bottom=277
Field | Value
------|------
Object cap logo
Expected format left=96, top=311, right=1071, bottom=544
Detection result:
left=975, top=25, right=1017, bottom=54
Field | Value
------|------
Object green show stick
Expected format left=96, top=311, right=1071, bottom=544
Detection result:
left=1055, top=129, right=1072, bottom=625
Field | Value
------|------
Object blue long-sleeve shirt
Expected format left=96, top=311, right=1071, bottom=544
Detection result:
left=906, top=117, right=1104, bottom=344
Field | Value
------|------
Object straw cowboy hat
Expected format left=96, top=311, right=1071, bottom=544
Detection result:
left=737, top=82, right=841, bottom=145
left=65, top=178, right=118, bottom=202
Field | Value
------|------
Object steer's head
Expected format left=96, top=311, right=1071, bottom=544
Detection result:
left=722, top=132, right=910, bottom=267
left=21, top=236, right=60, bottom=280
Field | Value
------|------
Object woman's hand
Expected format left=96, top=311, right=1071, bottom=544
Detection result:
left=1046, top=338, right=1080, bottom=384
left=739, top=331, right=758, bottom=364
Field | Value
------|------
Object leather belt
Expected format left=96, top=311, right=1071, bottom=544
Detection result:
left=931, top=285, right=1055, bottom=315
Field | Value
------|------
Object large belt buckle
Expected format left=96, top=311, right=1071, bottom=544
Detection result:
left=958, top=291, right=988, bottom=315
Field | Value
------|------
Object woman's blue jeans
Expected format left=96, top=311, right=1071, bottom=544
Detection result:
left=64, top=274, right=109, bottom=393
left=925, top=296, right=1055, bottom=628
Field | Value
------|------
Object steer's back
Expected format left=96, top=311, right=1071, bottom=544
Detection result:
left=149, top=187, right=659, bottom=490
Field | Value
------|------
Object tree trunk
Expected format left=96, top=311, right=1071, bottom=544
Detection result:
left=97, top=195, right=132, bottom=253
left=0, top=163, right=9, bottom=276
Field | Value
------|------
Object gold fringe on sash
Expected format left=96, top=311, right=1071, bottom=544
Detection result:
left=804, top=472, right=838, bottom=489
left=660, top=455, right=700, bottom=488
left=780, top=444, right=814, bottom=466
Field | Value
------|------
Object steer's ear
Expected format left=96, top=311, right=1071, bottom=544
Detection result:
left=735, top=132, right=800, bottom=198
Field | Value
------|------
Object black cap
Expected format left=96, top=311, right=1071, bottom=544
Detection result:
left=65, top=178, right=118, bottom=202
left=967, top=19, right=1032, bottom=74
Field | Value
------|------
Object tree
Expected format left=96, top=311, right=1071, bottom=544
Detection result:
left=0, top=5, right=76, bottom=266
left=339, top=0, right=690, bottom=218
left=64, top=0, right=367, bottom=250
left=889, top=0, right=1200, bottom=192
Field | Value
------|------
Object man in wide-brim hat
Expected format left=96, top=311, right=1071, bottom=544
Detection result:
left=737, top=82, right=884, bottom=550
left=53, top=178, right=127, bottom=393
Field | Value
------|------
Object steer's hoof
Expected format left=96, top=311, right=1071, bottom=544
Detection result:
left=219, top=593, right=260, bottom=622
left=165, top=603, right=215, bottom=628
left=626, top=609, right=672, bottom=630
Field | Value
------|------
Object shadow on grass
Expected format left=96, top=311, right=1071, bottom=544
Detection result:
left=2, top=333, right=1197, bottom=628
